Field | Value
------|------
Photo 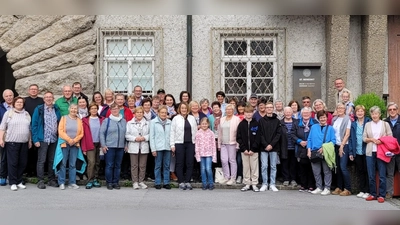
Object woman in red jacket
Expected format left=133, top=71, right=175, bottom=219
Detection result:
left=81, top=103, right=105, bottom=189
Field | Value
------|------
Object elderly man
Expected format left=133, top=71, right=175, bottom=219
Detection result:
left=383, top=102, right=400, bottom=199
left=133, top=85, right=144, bottom=107
left=55, top=85, right=78, bottom=116
left=274, top=100, right=285, bottom=120
left=32, top=91, right=61, bottom=189
left=249, top=93, right=258, bottom=112
left=334, top=78, right=352, bottom=104
left=0, top=89, right=14, bottom=185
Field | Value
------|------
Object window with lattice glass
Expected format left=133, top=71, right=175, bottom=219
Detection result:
left=104, top=35, right=154, bottom=95
left=221, top=37, right=276, bottom=102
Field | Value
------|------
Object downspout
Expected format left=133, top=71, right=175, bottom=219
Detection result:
left=187, top=15, right=193, bottom=93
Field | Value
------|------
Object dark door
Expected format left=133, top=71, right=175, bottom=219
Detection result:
left=0, top=49, right=17, bottom=101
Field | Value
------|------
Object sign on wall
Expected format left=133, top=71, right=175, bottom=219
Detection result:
left=292, top=63, right=322, bottom=105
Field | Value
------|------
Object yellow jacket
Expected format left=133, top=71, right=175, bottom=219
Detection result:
left=58, top=115, right=83, bottom=148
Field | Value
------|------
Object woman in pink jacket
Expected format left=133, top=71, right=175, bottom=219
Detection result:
left=218, top=104, right=241, bottom=185
left=195, top=117, right=216, bottom=190
left=81, top=103, right=105, bottom=189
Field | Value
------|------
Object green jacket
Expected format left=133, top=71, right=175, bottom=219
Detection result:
left=55, top=96, right=77, bottom=116
left=322, top=142, right=336, bottom=170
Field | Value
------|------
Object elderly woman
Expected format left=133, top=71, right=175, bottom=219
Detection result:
left=127, top=95, right=136, bottom=115
left=126, top=106, right=150, bottom=190
left=200, top=98, right=212, bottom=117
left=106, top=93, right=133, bottom=122
left=81, top=103, right=105, bottom=189
left=100, top=88, right=114, bottom=117
left=291, top=106, right=317, bottom=192
left=150, top=106, right=172, bottom=189
left=100, top=103, right=127, bottom=190
left=142, top=98, right=156, bottom=121
left=311, top=99, right=333, bottom=125
left=189, top=101, right=207, bottom=128
left=348, top=105, right=370, bottom=199
left=307, top=110, right=336, bottom=196
left=0, top=97, right=32, bottom=191
left=331, top=103, right=352, bottom=196
left=170, top=102, right=197, bottom=190
left=280, top=106, right=298, bottom=187
left=363, top=106, right=392, bottom=203
left=218, top=104, right=241, bottom=185
left=56, top=103, right=84, bottom=190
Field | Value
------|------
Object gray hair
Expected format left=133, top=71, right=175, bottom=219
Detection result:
left=369, top=106, right=381, bottom=115
left=283, top=106, right=293, bottom=113
left=274, top=100, right=283, bottom=105
left=336, top=102, right=345, bottom=109
left=199, top=98, right=209, bottom=105
left=301, top=106, right=312, bottom=114
left=387, top=102, right=398, bottom=110
left=312, top=99, right=328, bottom=111
left=68, top=103, right=78, bottom=111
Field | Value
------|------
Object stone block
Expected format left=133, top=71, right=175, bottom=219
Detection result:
left=0, top=15, right=18, bottom=38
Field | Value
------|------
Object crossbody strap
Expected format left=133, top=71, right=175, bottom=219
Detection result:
left=323, top=125, right=329, bottom=143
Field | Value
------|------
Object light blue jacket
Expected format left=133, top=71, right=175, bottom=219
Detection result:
left=100, top=117, right=127, bottom=148
left=149, top=116, right=171, bottom=151
left=53, top=138, right=87, bottom=174
left=307, top=124, right=336, bottom=151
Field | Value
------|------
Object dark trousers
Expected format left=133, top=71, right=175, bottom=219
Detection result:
left=335, top=144, right=351, bottom=191
left=0, top=146, right=7, bottom=178
left=236, top=151, right=243, bottom=178
left=86, top=142, right=101, bottom=181
left=120, top=152, right=131, bottom=179
left=281, top=150, right=298, bottom=182
left=355, top=154, right=369, bottom=193
left=6, top=142, right=28, bottom=185
left=36, top=142, right=57, bottom=181
left=25, top=145, right=38, bottom=176
left=146, top=149, right=155, bottom=179
left=299, top=158, right=315, bottom=189
left=175, top=142, right=195, bottom=183
left=366, top=153, right=386, bottom=198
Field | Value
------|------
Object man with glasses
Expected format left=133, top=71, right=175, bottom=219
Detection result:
left=55, top=85, right=78, bottom=116
left=334, top=78, right=352, bottom=104
left=383, top=102, right=400, bottom=199
left=302, top=96, right=312, bottom=109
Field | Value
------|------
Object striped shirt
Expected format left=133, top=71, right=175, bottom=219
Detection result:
left=0, top=109, right=31, bottom=143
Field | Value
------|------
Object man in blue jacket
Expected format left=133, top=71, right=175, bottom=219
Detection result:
left=0, top=89, right=14, bottom=186
left=32, top=91, right=61, bottom=189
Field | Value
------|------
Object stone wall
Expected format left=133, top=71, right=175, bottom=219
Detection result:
left=0, top=15, right=97, bottom=96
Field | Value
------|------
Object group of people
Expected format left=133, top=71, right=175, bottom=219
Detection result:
left=0, top=78, right=399, bottom=204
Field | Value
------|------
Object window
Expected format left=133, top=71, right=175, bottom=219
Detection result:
left=100, top=30, right=161, bottom=96
left=221, top=37, right=277, bottom=102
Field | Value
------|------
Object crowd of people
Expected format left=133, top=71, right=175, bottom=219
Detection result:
left=0, top=78, right=399, bottom=204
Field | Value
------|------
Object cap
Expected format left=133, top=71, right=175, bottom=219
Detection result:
left=157, top=88, right=165, bottom=94
left=250, top=93, right=258, bottom=99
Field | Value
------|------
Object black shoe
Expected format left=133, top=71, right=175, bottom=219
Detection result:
left=37, top=180, right=46, bottom=189
left=48, top=180, right=59, bottom=188
left=155, top=185, right=162, bottom=189
left=209, top=185, right=214, bottom=190
left=113, top=184, right=121, bottom=189
left=107, top=184, right=113, bottom=190
left=163, top=184, right=171, bottom=190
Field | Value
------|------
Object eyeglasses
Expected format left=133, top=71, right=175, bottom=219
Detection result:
left=388, top=108, right=398, bottom=111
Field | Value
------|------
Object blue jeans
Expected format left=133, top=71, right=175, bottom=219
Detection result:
left=105, top=148, right=124, bottom=184
left=200, top=156, right=214, bottom=186
left=335, top=144, right=351, bottom=191
left=154, top=150, right=171, bottom=185
left=366, top=153, right=386, bottom=198
left=58, top=145, right=78, bottom=185
left=260, top=151, right=278, bottom=185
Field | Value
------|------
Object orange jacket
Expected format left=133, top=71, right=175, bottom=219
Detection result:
left=58, top=115, right=84, bottom=148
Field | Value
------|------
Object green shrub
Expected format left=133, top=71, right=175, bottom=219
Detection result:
left=354, top=93, right=386, bottom=118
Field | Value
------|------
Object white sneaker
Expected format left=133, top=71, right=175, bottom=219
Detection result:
left=260, top=184, right=268, bottom=192
left=311, top=187, right=323, bottom=194
left=138, top=182, right=148, bottom=189
left=356, top=192, right=365, bottom=198
left=68, top=184, right=79, bottom=189
left=11, top=184, right=17, bottom=191
left=321, top=188, right=331, bottom=196
left=241, top=185, right=250, bottom=191
left=59, top=184, right=65, bottom=190
left=252, top=185, right=260, bottom=192
left=236, top=176, right=242, bottom=184
left=270, top=185, right=279, bottom=192
left=17, top=183, right=26, bottom=189
left=219, top=178, right=228, bottom=185
left=133, top=182, right=139, bottom=189
left=226, top=179, right=234, bottom=186
left=362, top=193, right=370, bottom=199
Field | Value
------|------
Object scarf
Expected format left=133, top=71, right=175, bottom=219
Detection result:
left=303, top=119, right=310, bottom=133
left=79, top=108, right=88, bottom=119
left=110, top=114, right=122, bottom=122
left=213, top=110, right=223, bottom=131
left=160, top=117, right=167, bottom=131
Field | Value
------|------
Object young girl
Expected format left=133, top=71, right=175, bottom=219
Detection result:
left=195, top=117, right=217, bottom=190
left=342, top=90, right=354, bottom=121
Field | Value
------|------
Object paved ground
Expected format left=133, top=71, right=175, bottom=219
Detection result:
left=0, top=183, right=398, bottom=210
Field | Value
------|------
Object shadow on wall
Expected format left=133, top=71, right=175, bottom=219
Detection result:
left=0, top=49, right=18, bottom=101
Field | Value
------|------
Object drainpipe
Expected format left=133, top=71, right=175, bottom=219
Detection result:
left=187, top=15, right=193, bottom=93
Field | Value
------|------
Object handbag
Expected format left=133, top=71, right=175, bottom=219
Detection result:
left=310, top=125, right=329, bottom=163
left=214, top=167, right=224, bottom=183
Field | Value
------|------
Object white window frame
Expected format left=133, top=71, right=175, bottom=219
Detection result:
left=220, top=37, right=278, bottom=100
left=103, top=36, right=155, bottom=95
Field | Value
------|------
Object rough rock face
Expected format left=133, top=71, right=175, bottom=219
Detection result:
left=0, top=15, right=97, bottom=96
left=15, top=64, right=96, bottom=96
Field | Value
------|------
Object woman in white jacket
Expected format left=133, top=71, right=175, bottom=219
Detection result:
left=170, top=102, right=197, bottom=190
left=125, top=106, right=150, bottom=190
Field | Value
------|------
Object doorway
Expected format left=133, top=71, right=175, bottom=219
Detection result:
left=0, top=49, right=17, bottom=101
